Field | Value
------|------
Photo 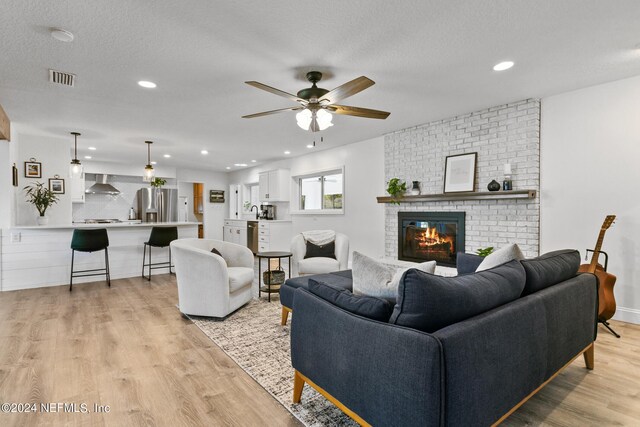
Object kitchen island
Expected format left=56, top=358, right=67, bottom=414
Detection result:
left=0, top=222, right=199, bottom=291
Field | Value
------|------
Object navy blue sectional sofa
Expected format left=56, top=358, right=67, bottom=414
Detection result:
left=287, top=250, right=598, bottom=426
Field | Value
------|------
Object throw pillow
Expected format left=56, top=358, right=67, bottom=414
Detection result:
left=521, top=249, right=580, bottom=296
left=304, top=240, right=336, bottom=259
left=389, top=259, right=526, bottom=333
left=352, top=251, right=436, bottom=301
left=307, top=279, right=393, bottom=322
left=476, top=243, right=525, bottom=271
left=210, top=247, right=223, bottom=257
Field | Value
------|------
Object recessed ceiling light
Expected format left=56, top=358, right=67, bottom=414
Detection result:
left=88, top=146, right=97, bottom=151
left=151, top=161, right=157, bottom=165
left=306, top=144, right=314, bottom=149
left=201, top=150, right=209, bottom=155
left=251, top=159, right=256, bottom=163
left=138, top=80, right=157, bottom=88
left=225, top=166, right=231, bottom=170
left=493, top=61, right=514, bottom=71
left=284, top=151, right=291, bottom=155
left=163, top=154, right=171, bottom=158
left=234, top=163, right=248, bottom=167
left=50, top=28, right=74, bottom=43
left=84, top=156, right=92, bottom=159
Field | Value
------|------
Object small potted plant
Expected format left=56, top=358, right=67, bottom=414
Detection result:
left=150, top=177, right=166, bottom=188
left=386, top=178, right=407, bottom=205
left=476, top=247, right=494, bottom=257
left=24, top=181, right=59, bottom=225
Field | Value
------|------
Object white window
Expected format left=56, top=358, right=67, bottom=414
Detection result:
left=242, top=183, right=260, bottom=213
left=294, top=167, right=344, bottom=214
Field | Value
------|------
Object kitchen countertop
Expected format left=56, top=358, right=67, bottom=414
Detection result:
left=9, top=221, right=201, bottom=230
left=225, top=218, right=292, bottom=223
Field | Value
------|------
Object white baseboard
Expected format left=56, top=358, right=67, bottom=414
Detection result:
left=612, top=307, right=640, bottom=325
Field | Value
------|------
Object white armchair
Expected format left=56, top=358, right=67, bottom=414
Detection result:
left=171, top=238, right=254, bottom=318
left=290, top=231, right=349, bottom=277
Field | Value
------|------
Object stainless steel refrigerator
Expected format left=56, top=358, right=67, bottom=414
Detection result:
left=137, top=188, right=178, bottom=222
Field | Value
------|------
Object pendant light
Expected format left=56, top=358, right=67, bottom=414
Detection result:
left=69, top=132, right=83, bottom=178
left=143, top=140, right=155, bottom=182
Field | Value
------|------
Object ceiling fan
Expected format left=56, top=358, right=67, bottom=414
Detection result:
left=242, top=71, right=390, bottom=132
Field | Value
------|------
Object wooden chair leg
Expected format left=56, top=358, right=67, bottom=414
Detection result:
left=293, top=370, right=305, bottom=403
left=281, top=307, right=290, bottom=326
left=583, top=343, right=594, bottom=370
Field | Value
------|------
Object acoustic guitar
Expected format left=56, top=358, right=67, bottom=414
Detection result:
left=577, top=215, right=617, bottom=321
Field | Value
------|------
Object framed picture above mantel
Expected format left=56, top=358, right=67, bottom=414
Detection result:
left=443, top=152, right=477, bottom=193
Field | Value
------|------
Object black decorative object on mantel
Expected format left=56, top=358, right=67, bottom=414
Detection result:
left=410, top=181, right=421, bottom=195
left=487, top=180, right=501, bottom=191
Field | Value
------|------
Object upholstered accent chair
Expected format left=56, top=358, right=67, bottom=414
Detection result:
left=170, top=238, right=254, bottom=318
left=290, top=231, right=349, bottom=277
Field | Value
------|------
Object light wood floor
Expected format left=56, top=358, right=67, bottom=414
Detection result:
left=1, top=275, right=639, bottom=426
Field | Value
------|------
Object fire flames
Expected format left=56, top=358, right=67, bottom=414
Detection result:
left=405, top=225, right=455, bottom=256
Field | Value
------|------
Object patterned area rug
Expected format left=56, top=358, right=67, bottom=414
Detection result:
left=189, top=299, right=356, bottom=426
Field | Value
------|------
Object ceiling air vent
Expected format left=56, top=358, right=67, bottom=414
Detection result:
left=49, top=69, right=76, bottom=87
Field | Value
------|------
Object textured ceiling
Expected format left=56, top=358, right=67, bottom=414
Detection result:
left=1, top=0, right=640, bottom=171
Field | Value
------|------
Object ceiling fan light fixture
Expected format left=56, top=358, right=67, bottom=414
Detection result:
left=296, top=109, right=312, bottom=130
left=316, top=109, right=333, bottom=131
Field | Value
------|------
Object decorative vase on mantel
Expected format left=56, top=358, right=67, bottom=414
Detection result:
left=487, top=180, right=501, bottom=191
left=410, top=181, right=421, bottom=195
left=37, top=215, right=49, bottom=226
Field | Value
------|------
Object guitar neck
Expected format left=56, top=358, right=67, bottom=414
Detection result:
left=587, top=230, right=607, bottom=273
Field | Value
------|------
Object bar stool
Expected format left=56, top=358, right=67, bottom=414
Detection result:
left=69, top=228, right=110, bottom=292
left=142, top=226, right=178, bottom=280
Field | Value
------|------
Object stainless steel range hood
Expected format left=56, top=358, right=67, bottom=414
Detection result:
left=85, top=174, right=121, bottom=195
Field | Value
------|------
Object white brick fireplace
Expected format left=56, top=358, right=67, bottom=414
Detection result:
left=384, top=99, right=540, bottom=259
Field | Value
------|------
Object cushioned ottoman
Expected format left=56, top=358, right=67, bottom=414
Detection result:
left=280, top=270, right=352, bottom=325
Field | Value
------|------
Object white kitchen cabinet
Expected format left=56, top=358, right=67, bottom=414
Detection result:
left=258, top=169, right=290, bottom=202
left=257, top=220, right=292, bottom=252
left=70, top=175, right=85, bottom=203
left=223, top=220, right=247, bottom=246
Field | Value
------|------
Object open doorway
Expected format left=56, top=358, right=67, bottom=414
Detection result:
left=178, top=181, right=204, bottom=238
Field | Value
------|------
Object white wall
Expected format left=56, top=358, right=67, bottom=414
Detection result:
left=541, top=75, right=640, bottom=324
left=176, top=168, right=228, bottom=240
left=15, top=132, right=72, bottom=225
left=229, top=136, right=386, bottom=259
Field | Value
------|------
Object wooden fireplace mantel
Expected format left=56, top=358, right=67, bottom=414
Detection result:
left=376, top=189, right=536, bottom=204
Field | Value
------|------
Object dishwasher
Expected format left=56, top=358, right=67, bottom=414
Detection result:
left=247, top=221, right=259, bottom=254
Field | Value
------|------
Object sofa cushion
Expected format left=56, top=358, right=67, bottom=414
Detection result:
left=307, top=279, right=393, bottom=322
left=476, top=243, right=525, bottom=271
left=280, top=270, right=353, bottom=309
left=352, top=251, right=436, bottom=301
left=298, top=257, right=340, bottom=275
left=389, top=260, right=526, bottom=333
left=227, top=267, right=253, bottom=293
left=456, top=252, right=484, bottom=275
left=304, top=240, right=336, bottom=259
left=520, top=249, right=580, bottom=296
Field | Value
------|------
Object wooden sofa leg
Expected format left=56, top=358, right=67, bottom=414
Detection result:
left=293, top=370, right=305, bottom=403
left=281, top=306, right=290, bottom=326
left=583, top=342, right=594, bottom=370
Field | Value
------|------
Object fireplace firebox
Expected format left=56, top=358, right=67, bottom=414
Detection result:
left=398, top=212, right=465, bottom=267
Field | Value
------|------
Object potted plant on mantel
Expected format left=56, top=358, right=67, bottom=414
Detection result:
left=386, top=178, right=407, bottom=205
left=24, top=181, right=59, bottom=226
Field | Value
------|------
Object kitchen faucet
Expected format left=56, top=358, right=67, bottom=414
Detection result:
left=250, top=205, right=259, bottom=220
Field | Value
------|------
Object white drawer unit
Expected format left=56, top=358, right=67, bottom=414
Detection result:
left=256, top=221, right=292, bottom=252
left=223, top=219, right=247, bottom=247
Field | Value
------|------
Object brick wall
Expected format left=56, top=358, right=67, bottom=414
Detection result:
left=384, top=99, right=540, bottom=258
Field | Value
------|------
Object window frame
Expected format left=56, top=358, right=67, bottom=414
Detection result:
left=291, top=166, right=345, bottom=215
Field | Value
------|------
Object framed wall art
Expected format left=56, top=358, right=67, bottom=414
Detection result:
left=49, top=177, right=65, bottom=194
left=443, top=152, right=477, bottom=193
left=24, top=159, right=42, bottom=178
left=209, top=190, right=225, bottom=203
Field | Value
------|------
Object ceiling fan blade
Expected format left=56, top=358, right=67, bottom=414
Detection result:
left=328, top=105, right=390, bottom=120
left=319, top=76, right=374, bottom=104
left=242, top=106, right=304, bottom=119
left=245, top=81, right=307, bottom=104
